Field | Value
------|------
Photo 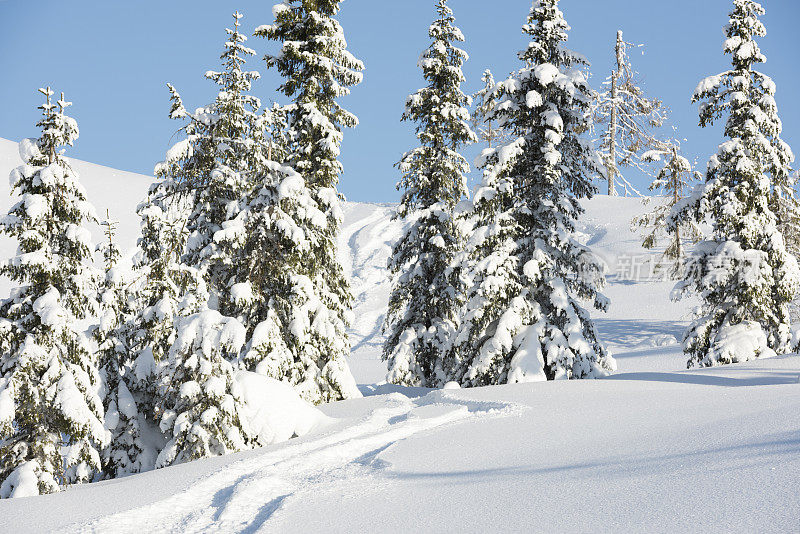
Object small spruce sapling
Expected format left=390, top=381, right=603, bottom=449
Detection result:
left=632, top=141, right=702, bottom=278
left=94, top=211, right=145, bottom=477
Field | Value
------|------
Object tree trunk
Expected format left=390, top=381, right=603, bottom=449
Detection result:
left=607, top=31, right=624, bottom=196
left=672, top=147, right=682, bottom=261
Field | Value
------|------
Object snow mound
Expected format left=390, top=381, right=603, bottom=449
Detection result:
left=708, top=321, right=776, bottom=364
left=0, top=462, right=40, bottom=499
left=235, top=371, right=331, bottom=445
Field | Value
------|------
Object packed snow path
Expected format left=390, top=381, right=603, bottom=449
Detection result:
left=65, top=391, right=519, bottom=533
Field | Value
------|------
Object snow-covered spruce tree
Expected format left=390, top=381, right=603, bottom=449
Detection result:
left=132, top=148, right=247, bottom=470
left=472, top=69, right=509, bottom=148
left=670, top=0, right=799, bottom=367
left=226, top=155, right=364, bottom=403
left=771, top=168, right=800, bottom=259
left=593, top=30, right=668, bottom=196
left=147, top=11, right=270, bottom=331
left=142, top=15, right=262, bottom=466
left=93, top=212, right=145, bottom=478
left=98, top=211, right=120, bottom=272
left=162, top=12, right=358, bottom=407
left=383, top=0, right=477, bottom=388
left=0, top=89, right=108, bottom=498
left=119, top=60, right=227, bottom=471
left=179, top=12, right=262, bottom=310
left=112, top=104, right=208, bottom=472
left=125, top=186, right=212, bottom=471
left=256, top=0, right=363, bottom=402
left=452, top=0, right=615, bottom=385
left=155, top=309, right=248, bottom=468
left=127, top=181, right=196, bottom=408
left=632, top=142, right=702, bottom=278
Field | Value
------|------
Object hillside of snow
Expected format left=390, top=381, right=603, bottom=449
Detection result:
left=1, top=138, right=798, bottom=532
left=0, top=138, right=153, bottom=297
left=340, top=195, right=699, bottom=384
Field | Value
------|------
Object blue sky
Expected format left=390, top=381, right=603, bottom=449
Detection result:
left=0, top=0, right=798, bottom=202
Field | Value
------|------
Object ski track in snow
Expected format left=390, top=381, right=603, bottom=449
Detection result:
left=340, top=203, right=398, bottom=353
left=337, top=203, right=408, bottom=382
left=69, top=391, right=522, bottom=533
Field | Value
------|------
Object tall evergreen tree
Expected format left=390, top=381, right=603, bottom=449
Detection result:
left=256, top=0, right=363, bottom=401
left=0, top=89, right=108, bottom=497
left=141, top=14, right=262, bottom=465
left=116, top=91, right=210, bottom=473
left=181, top=12, right=262, bottom=312
left=228, top=153, right=363, bottom=403
left=452, top=0, right=615, bottom=385
left=383, top=0, right=476, bottom=388
left=670, top=0, right=798, bottom=367
left=126, top=176, right=197, bottom=432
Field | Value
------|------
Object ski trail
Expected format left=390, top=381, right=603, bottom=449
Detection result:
left=338, top=203, right=403, bottom=359
left=69, top=391, right=521, bottom=534
left=338, top=203, right=394, bottom=283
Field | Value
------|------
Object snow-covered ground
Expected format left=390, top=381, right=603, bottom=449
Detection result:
left=1, top=138, right=798, bottom=532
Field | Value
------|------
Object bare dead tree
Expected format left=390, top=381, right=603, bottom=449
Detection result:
left=594, top=31, right=669, bottom=196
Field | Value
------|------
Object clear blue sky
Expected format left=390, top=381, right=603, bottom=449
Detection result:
left=0, top=0, right=798, bottom=202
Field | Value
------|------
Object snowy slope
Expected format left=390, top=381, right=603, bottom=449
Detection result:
left=340, top=195, right=698, bottom=384
left=0, top=137, right=152, bottom=296
left=338, top=201, right=405, bottom=384
left=1, top=139, right=798, bottom=532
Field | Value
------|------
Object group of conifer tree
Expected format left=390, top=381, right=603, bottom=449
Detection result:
left=0, top=0, right=796, bottom=500
left=384, top=0, right=798, bottom=386
left=384, top=0, right=616, bottom=388
left=0, top=3, right=363, bottom=498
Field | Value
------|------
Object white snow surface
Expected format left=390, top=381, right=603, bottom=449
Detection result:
left=1, top=140, right=799, bottom=531
left=235, top=371, right=330, bottom=445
